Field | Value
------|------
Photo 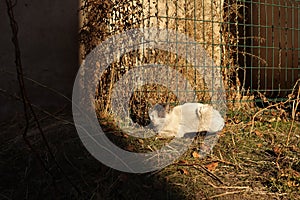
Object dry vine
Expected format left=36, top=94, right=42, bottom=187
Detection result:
left=5, top=0, right=81, bottom=195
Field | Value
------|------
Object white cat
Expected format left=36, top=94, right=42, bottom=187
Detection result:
left=149, top=103, right=224, bottom=138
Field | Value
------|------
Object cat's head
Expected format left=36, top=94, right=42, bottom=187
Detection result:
left=148, top=104, right=169, bottom=133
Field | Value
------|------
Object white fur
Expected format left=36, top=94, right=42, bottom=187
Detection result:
left=149, top=103, right=224, bottom=138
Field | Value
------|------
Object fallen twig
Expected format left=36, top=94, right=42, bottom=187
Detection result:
left=174, top=162, right=224, bottom=184
left=207, top=181, right=250, bottom=190
left=209, top=190, right=248, bottom=199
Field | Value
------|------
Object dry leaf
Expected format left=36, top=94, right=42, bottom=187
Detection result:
left=178, top=160, right=188, bottom=164
left=257, top=143, right=263, bottom=148
left=273, top=146, right=281, bottom=154
left=268, top=117, right=276, bottom=122
left=292, top=170, right=300, bottom=178
left=254, top=130, right=263, bottom=137
left=178, top=168, right=189, bottom=175
left=96, top=61, right=100, bottom=67
left=126, top=145, right=134, bottom=151
left=192, top=151, right=200, bottom=158
left=246, top=121, right=252, bottom=126
left=234, top=118, right=241, bottom=123
left=138, top=139, right=144, bottom=144
left=101, top=121, right=108, bottom=126
left=287, top=181, right=298, bottom=187
left=290, top=145, right=299, bottom=152
left=205, top=162, right=219, bottom=171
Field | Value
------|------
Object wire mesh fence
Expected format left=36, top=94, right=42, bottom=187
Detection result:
left=79, top=0, right=299, bottom=117
left=223, top=0, right=299, bottom=101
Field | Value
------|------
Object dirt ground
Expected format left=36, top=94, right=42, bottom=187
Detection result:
left=0, top=106, right=299, bottom=200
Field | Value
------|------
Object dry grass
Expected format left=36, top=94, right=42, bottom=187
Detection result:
left=80, top=0, right=227, bottom=124
left=79, top=0, right=266, bottom=119
left=0, top=67, right=299, bottom=200
left=1, top=0, right=299, bottom=199
left=58, top=0, right=300, bottom=199
left=91, top=81, right=299, bottom=199
left=0, top=99, right=299, bottom=199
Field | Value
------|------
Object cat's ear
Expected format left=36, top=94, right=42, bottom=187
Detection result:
left=196, top=104, right=210, bottom=118
left=208, top=109, right=225, bottom=132
left=149, top=109, right=158, bottom=121
left=200, top=106, right=224, bottom=133
left=149, top=104, right=164, bottom=120
left=164, top=103, right=170, bottom=113
left=150, top=104, right=168, bottom=118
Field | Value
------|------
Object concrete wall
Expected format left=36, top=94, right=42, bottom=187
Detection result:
left=0, top=0, right=79, bottom=121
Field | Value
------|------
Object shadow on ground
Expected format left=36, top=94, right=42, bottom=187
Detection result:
left=1, top=108, right=300, bottom=199
left=0, top=114, right=187, bottom=200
